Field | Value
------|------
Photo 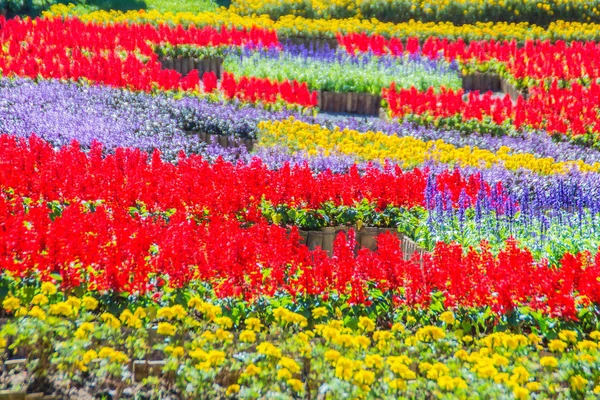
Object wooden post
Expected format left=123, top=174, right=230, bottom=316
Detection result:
left=306, top=230, right=324, bottom=250
left=321, top=227, right=336, bottom=256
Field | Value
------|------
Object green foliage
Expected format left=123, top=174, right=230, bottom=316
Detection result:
left=223, top=51, right=462, bottom=95
left=0, top=0, right=217, bottom=17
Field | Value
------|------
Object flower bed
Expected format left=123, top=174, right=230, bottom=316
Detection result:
left=45, top=4, right=600, bottom=42
left=2, top=5, right=600, bottom=398
left=229, top=0, right=600, bottom=26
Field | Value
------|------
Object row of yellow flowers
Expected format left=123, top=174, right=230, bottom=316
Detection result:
left=258, top=118, right=600, bottom=175
left=2, top=284, right=600, bottom=398
left=228, top=0, right=600, bottom=26
left=44, top=4, right=600, bottom=42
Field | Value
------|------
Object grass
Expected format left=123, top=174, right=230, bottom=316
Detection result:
left=3, top=0, right=229, bottom=16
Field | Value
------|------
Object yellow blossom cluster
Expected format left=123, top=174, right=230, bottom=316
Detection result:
left=258, top=118, right=600, bottom=175
left=43, top=4, right=600, bottom=42
left=228, top=0, right=600, bottom=27
left=3, top=286, right=600, bottom=398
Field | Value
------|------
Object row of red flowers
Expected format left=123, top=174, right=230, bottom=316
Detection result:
left=0, top=135, right=499, bottom=217
left=338, top=32, right=600, bottom=84
left=0, top=136, right=593, bottom=320
left=383, top=80, right=600, bottom=137
left=0, top=16, right=314, bottom=107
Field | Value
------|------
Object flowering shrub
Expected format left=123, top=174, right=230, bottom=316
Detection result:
left=46, top=4, right=600, bottom=42
left=258, top=118, right=600, bottom=174
left=0, top=135, right=599, bottom=321
left=340, top=33, right=600, bottom=89
left=218, top=72, right=318, bottom=107
left=383, top=82, right=600, bottom=141
left=222, top=46, right=461, bottom=95
left=0, top=16, right=275, bottom=92
left=2, top=283, right=600, bottom=397
left=229, top=0, right=600, bottom=26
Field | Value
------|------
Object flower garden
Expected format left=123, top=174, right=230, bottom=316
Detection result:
left=1, top=0, right=600, bottom=398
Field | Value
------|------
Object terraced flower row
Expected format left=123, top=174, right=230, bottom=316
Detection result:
left=47, top=4, right=600, bottom=42
left=1, top=284, right=600, bottom=398
left=1, top=8, right=600, bottom=398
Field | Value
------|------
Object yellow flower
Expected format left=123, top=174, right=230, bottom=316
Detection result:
left=593, top=385, right=600, bottom=394
left=548, top=339, right=568, bottom=352
left=206, top=350, right=225, bottom=366
left=354, top=335, right=371, bottom=350
left=589, top=331, right=600, bottom=341
left=570, top=375, right=588, bottom=392
left=577, top=340, right=598, bottom=351
left=391, top=323, right=405, bottom=333
left=374, top=330, right=393, bottom=342
left=558, top=330, right=578, bottom=343
left=418, top=362, right=432, bottom=373
left=354, top=369, right=375, bottom=386
left=157, top=307, right=175, bottom=320
left=287, top=378, right=304, bottom=393
left=526, top=382, right=541, bottom=392
left=416, top=326, right=446, bottom=342
left=225, top=384, right=240, bottom=396
left=82, top=349, right=98, bottom=364
left=171, top=304, right=187, bottom=320
left=49, top=302, right=74, bottom=317
left=510, top=366, right=530, bottom=384
left=66, top=296, right=81, bottom=310
left=100, top=313, right=121, bottom=329
left=74, top=322, right=94, bottom=339
left=82, top=296, right=98, bottom=311
left=437, top=375, right=457, bottom=390
left=187, top=297, right=203, bottom=310
left=389, top=360, right=416, bottom=380
left=427, top=363, right=450, bottom=379
left=165, top=345, right=184, bottom=358
left=215, top=316, right=233, bottom=329
left=245, top=317, right=263, bottom=332
left=31, top=294, right=49, bottom=306
left=312, top=307, right=328, bottom=319
left=239, top=330, right=256, bottom=343
left=577, top=353, right=595, bottom=363
left=335, top=357, right=354, bottom=381
left=492, top=354, right=509, bottom=367
left=475, top=364, right=498, bottom=379
left=216, top=328, right=233, bottom=341
left=439, top=311, right=455, bottom=324
left=15, top=307, right=27, bottom=317
left=364, top=354, right=384, bottom=369
left=277, top=368, right=293, bottom=380
left=108, top=350, right=129, bottom=363
left=279, top=357, right=301, bottom=374
left=189, top=348, right=207, bottom=360
left=325, top=349, right=341, bottom=363
left=388, top=378, right=407, bottom=390
left=528, top=333, right=542, bottom=345
left=40, top=282, right=57, bottom=295
left=157, top=322, right=176, bottom=336
left=3, top=296, right=20, bottom=312
left=257, top=342, right=282, bottom=358
left=462, top=335, right=473, bottom=343
left=134, top=307, right=146, bottom=319
left=454, top=349, right=469, bottom=361
left=28, top=306, right=46, bottom=320
left=98, top=347, right=114, bottom=359
left=244, top=363, right=261, bottom=376
left=540, top=356, right=558, bottom=369
left=119, top=310, right=142, bottom=329
left=513, top=386, right=529, bottom=400
left=358, top=316, right=376, bottom=332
